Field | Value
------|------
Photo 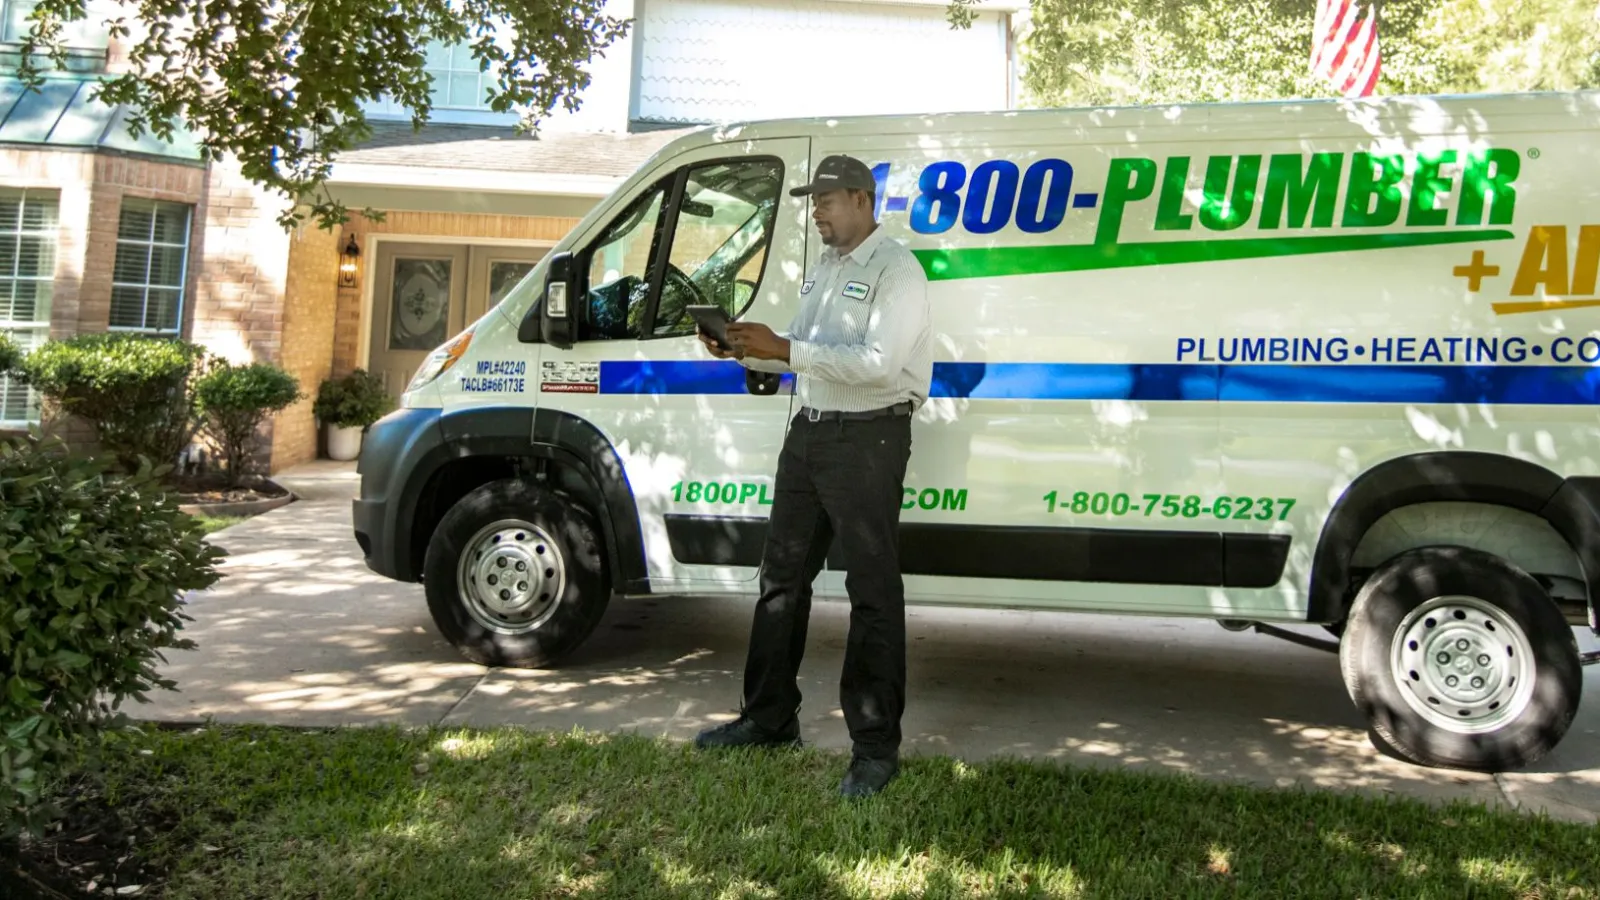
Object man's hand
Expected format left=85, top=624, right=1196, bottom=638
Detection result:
left=698, top=330, right=741, bottom=360
left=726, top=322, right=790, bottom=362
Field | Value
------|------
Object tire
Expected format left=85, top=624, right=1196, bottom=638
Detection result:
left=423, top=478, right=610, bottom=668
left=1339, top=546, right=1582, bottom=772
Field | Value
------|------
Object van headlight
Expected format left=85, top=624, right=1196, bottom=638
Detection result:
left=407, top=328, right=474, bottom=393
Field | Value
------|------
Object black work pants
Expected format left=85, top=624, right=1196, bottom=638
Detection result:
left=740, top=409, right=913, bottom=760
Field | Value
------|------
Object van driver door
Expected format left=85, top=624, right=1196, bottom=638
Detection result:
left=529, top=138, right=813, bottom=589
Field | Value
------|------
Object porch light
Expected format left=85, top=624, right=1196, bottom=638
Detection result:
left=339, top=235, right=361, bottom=288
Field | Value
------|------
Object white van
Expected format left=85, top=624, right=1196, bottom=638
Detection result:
left=354, top=90, right=1600, bottom=773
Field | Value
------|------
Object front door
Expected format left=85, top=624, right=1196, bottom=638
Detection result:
left=369, top=242, right=470, bottom=398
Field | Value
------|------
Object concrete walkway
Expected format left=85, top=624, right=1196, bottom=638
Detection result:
left=137, top=462, right=1600, bottom=823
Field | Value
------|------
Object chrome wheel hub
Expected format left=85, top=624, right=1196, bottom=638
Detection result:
left=1390, top=595, right=1536, bottom=734
left=457, top=519, right=565, bottom=634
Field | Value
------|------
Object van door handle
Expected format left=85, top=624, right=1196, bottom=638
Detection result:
left=745, top=370, right=782, bottom=396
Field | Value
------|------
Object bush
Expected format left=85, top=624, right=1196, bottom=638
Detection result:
left=18, top=334, right=205, bottom=473
left=313, top=369, right=394, bottom=430
left=195, top=360, right=303, bottom=486
left=0, top=434, right=224, bottom=838
left=0, top=333, right=20, bottom=377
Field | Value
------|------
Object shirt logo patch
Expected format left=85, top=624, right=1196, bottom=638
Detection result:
left=800, top=280, right=814, bottom=295
left=841, top=281, right=870, bottom=301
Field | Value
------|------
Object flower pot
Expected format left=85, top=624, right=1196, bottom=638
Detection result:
left=327, top=424, right=364, bottom=461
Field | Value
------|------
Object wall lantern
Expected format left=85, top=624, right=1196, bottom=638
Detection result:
left=339, top=235, right=361, bottom=288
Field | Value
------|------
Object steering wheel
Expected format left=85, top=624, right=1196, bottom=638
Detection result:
left=655, top=264, right=708, bottom=331
left=732, top=279, right=759, bottom=309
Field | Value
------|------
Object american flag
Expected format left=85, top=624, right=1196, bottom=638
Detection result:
left=1310, top=0, right=1382, bottom=98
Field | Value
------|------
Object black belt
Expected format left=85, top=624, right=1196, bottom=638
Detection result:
left=799, top=401, right=913, bottom=423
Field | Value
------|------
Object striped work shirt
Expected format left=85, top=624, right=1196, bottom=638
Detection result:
left=743, top=226, right=933, bottom=413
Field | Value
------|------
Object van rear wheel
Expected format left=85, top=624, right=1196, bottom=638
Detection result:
left=1339, top=546, right=1581, bottom=772
left=423, top=479, right=609, bottom=668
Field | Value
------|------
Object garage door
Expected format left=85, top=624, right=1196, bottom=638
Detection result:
left=635, top=0, right=1011, bottom=124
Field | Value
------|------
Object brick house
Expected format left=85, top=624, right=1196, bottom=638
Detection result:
left=1, top=0, right=1022, bottom=472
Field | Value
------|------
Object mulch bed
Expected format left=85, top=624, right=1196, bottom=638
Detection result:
left=163, top=472, right=290, bottom=507
left=2, top=775, right=171, bottom=899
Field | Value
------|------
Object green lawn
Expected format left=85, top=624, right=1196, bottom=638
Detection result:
left=27, top=724, right=1600, bottom=899
left=191, top=514, right=246, bottom=535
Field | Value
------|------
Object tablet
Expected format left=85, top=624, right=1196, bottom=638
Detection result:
left=687, top=305, right=733, bottom=349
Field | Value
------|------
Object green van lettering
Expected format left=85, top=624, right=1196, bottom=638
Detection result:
left=1096, top=157, right=1158, bottom=245
left=1258, top=153, right=1343, bottom=229
left=1457, top=148, right=1520, bottom=226
left=1342, top=153, right=1406, bottom=228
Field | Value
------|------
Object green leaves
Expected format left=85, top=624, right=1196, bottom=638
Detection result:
left=0, top=333, right=20, bottom=378
left=0, top=432, right=223, bottom=838
left=1019, top=0, right=1600, bottom=110
left=13, top=334, right=302, bottom=485
left=313, top=369, right=394, bottom=430
left=18, top=333, right=208, bottom=475
left=9, top=0, right=629, bottom=231
left=194, top=359, right=303, bottom=487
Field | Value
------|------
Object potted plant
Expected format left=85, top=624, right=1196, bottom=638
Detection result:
left=313, top=369, right=394, bottom=461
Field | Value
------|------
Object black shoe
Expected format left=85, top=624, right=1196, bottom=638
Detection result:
left=839, top=755, right=899, bottom=798
left=694, top=714, right=800, bottom=750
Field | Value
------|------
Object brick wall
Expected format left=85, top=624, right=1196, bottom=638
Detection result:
left=5, top=146, right=588, bottom=472
left=191, top=159, right=292, bottom=366
left=0, top=147, right=205, bottom=446
left=330, top=210, right=580, bottom=377
left=82, top=155, right=208, bottom=334
left=272, top=226, right=338, bottom=470
left=0, top=149, right=206, bottom=338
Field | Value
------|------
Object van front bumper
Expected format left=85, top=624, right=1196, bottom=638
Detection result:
left=352, top=406, right=445, bottom=583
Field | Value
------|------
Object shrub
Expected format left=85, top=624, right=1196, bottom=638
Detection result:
left=18, top=334, right=205, bottom=473
left=0, top=333, right=20, bottom=377
left=0, top=434, right=224, bottom=838
left=195, top=360, right=303, bottom=486
left=313, top=369, right=394, bottom=430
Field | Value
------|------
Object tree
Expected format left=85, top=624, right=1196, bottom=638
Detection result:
left=1006, top=0, right=1600, bottom=109
left=10, top=0, right=630, bottom=230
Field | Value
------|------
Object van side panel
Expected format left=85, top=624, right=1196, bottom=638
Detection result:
left=809, top=94, right=1600, bottom=621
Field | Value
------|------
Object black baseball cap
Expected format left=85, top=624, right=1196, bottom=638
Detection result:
left=790, top=154, right=876, bottom=197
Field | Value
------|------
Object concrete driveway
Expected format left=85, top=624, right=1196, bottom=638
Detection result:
left=138, top=463, right=1600, bottom=823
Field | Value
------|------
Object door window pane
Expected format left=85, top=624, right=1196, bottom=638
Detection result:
left=652, top=159, right=783, bottom=336
left=389, top=257, right=453, bottom=350
left=488, top=261, right=536, bottom=307
left=581, top=180, right=668, bottom=341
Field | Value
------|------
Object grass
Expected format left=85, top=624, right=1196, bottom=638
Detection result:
left=31, top=723, right=1600, bottom=900
left=191, top=514, right=245, bottom=535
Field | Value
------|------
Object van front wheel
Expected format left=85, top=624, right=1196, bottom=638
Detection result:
left=1339, top=546, right=1581, bottom=772
left=423, top=479, right=610, bottom=668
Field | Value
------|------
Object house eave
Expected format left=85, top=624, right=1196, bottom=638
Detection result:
left=323, top=162, right=626, bottom=198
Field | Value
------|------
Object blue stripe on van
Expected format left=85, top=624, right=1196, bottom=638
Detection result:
left=598, top=360, right=795, bottom=394
left=596, top=361, right=1600, bottom=405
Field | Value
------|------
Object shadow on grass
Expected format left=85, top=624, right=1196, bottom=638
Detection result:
left=48, top=723, right=1600, bottom=900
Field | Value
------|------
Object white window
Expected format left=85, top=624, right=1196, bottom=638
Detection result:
left=0, top=188, right=57, bottom=427
left=425, top=40, right=498, bottom=111
left=360, top=35, right=526, bottom=124
left=109, top=199, right=191, bottom=334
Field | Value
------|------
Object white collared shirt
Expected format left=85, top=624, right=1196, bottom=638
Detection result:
left=744, top=226, right=933, bottom=413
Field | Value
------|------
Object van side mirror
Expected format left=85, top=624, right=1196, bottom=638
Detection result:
left=519, top=252, right=577, bottom=348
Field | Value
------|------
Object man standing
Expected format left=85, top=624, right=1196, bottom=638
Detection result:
left=692, top=154, right=933, bottom=799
